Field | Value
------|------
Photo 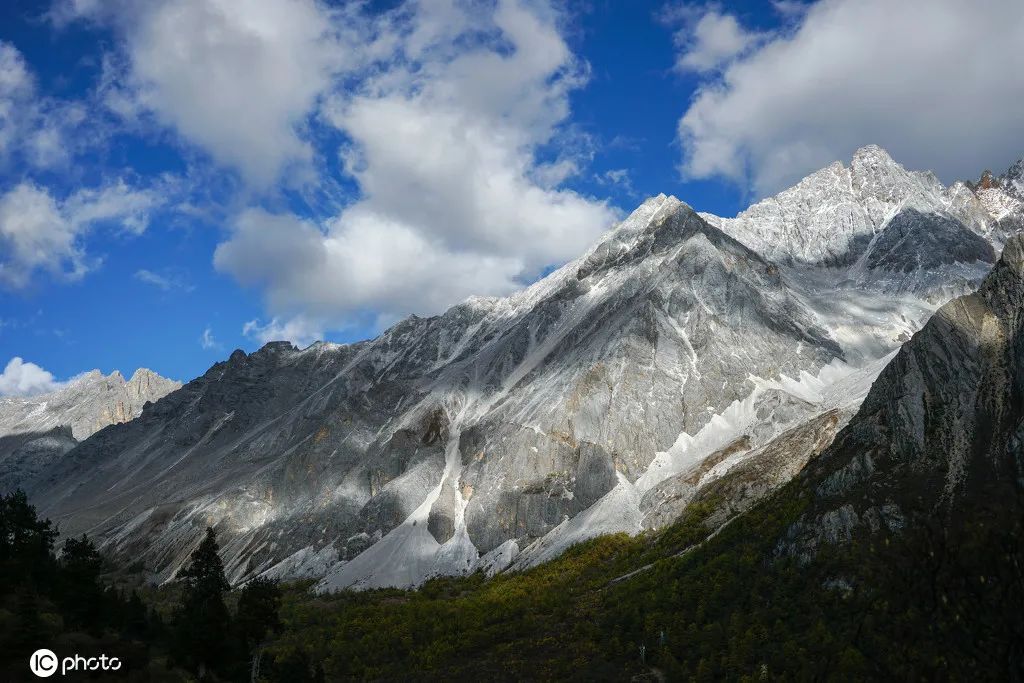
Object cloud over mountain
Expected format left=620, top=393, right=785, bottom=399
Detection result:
left=676, top=0, right=1024, bottom=195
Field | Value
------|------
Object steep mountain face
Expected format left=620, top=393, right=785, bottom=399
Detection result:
left=26, top=197, right=856, bottom=588
left=780, top=234, right=1024, bottom=560
left=0, top=369, right=180, bottom=490
left=12, top=146, right=1022, bottom=591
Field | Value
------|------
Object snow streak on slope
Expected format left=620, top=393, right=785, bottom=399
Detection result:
left=512, top=351, right=899, bottom=570
left=14, top=147, right=1022, bottom=593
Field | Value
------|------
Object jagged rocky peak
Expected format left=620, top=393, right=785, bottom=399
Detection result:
left=702, top=144, right=1016, bottom=270
left=699, top=144, right=947, bottom=266
left=0, top=366, right=181, bottom=442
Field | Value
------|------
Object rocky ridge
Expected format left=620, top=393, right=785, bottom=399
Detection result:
left=779, top=233, right=1024, bottom=560
left=9, top=146, right=1023, bottom=591
left=0, top=369, right=180, bottom=490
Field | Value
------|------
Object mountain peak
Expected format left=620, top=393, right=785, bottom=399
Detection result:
left=0, top=366, right=180, bottom=443
left=851, top=143, right=896, bottom=165
left=703, top=146, right=942, bottom=266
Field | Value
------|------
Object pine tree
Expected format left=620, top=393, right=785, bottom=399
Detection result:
left=174, top=527, right=231, bottom=679
left=237, top=576, right=282, bottom=682
left=58, top=534, right=105, bottom=631
left=0, top=489, right=58, bottom=590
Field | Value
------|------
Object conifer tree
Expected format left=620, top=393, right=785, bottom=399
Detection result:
left=174, top=527, right=231, bottom=679
left=236, top=575, right=282, bottom=682
left=58, top=534, right=105, bottom=631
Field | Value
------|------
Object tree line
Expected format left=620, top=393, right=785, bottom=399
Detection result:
left=0, top=489, right=318, bottom=681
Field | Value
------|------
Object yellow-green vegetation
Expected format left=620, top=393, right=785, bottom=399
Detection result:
left=4, top=475, right=1021, bottom=680
left=263, top=497, right=774, bottom=680
left=262, top=479, right=1024, bottom=681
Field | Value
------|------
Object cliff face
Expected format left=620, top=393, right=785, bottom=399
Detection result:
left=780, top=235, right=1024, bottom=560
left=0, top=368, right=181, bottom=441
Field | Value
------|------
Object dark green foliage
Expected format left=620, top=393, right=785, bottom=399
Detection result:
left=172, top=527, right=233, bottom=679
left=252, top=478, right=1023, bottom=681
left=57, top=535, right=105, bottom=632
left=237, top=576, right=282, bottom=649
left=237, top=576, right=283, bottom=681
left=0, top=490, right=166, bottom=679
left=0, top=489, right=57, bottom=586
left=3, top=477, right=1021, bottom=680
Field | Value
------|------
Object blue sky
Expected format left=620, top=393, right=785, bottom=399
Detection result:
left=1, top=0, right=1023, bottom=391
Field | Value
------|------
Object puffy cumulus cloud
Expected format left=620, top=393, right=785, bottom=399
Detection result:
left=677, top=0, right=1024, bottom=195
left=0, top=184, right=86, bottom=288
left=0, top=357, right=64, bottom=396
left=664, top=5, right=763, bottom=73
left=216, top=207, right=525, bottom=322
left=54, top=0, right=615, bottom=331
left=216, top=0, right=616, bottom=328
left=56, top=0, right=377, bottom=186
left=0, top=180, right=162, bottom=289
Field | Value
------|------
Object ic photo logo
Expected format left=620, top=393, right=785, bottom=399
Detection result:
left=29, top=648, right=122, bottom=678
left=29, top=649, right=57, bottom=677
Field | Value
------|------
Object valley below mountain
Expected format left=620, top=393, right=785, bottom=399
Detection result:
left=2, top=145, right=1023, bottom=680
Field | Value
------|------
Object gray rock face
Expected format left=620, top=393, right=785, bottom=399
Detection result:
left=0, top=427, right=78, bottom=493
left=0, top=368, right=180, bottom=493
left=17, top=197, right=848, bottom=587
left=780, top=235, right=1024, bottom=560
left=13, top=147, right=1023, bottom=591
left=861, top=209, right=994, bottom=274
left=0, top=368, right=181, bottom=441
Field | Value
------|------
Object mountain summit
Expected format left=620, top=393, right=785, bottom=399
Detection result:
left=8, top=147, right=1023, bottom=591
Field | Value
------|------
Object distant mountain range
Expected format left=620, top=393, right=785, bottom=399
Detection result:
left=5, top=145, right=1022, bottom=592
left=0, top=369, right=179, bottom=492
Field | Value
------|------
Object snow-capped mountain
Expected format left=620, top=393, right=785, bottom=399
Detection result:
left=701, top=145, right=948, bottom=266
left=702, top=145, right=1020, bottom=302
left=11, top=146, right=1022, bottom=591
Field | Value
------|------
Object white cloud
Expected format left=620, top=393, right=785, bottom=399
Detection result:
left=0, top=41, right=33, bottom=159
left=0, top=183, right=86, bottom=288
left=64, top=179, right=160, bottom=234
left=0, top=41, right=108, bottom=172
left=0, top=180, right=161, bottom=289
left=135, top=269, right=170, bottom=290
left=598, top=168, right=636, bottom=195
left=243, top=315, right=322, bottom=348
left=58, top=0, right=374, bottom=187
left=216, top=0, right=616, bottom=326
left=676, top=0, right=1024, bottom=195
left=53, top=1, right=615, bottom=326
left=665, top=6, right=763, bottom=73
left=135, top=268, right=192, bottom=292
left=0, top=357, right=63, bottom=396
left=200, top=326, right=220, bottom=350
